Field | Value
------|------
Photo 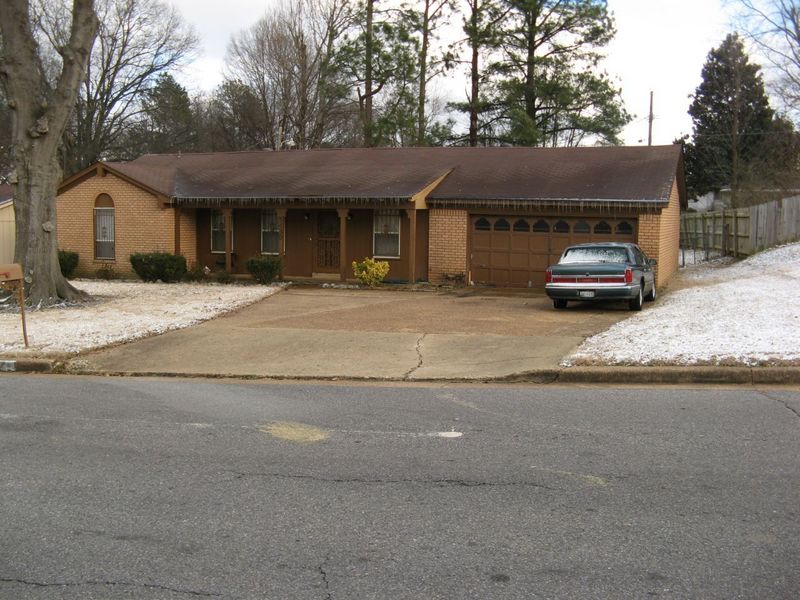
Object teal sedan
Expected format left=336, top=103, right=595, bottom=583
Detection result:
left=545, top=243, right=657, bottom=311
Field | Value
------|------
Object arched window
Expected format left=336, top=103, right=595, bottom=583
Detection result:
left=94, top=194, right=115, bottom=260
left=574, top=220, right=590, bottom=234
left=513, top=219, right=530, bottom=232
left=474, top=217, right=491, bottom=231
left=594, top=221, right=612, bottom=235
left=532, top=219, right=549, bottom=233
left=616, top=221, right=634, bottom=235
left=553, top=220, right=570, bottom=233
left=494, top=218, right=510, bottom=231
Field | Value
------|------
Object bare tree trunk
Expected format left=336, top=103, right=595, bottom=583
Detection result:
left=364, top=0, right=375, bottom=147
left=417, top=0, right=431, bottom=146
left=0, top=0, right=98, bottom=305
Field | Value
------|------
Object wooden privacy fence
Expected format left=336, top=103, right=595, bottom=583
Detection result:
left=680, top=195, right=800, bottom=261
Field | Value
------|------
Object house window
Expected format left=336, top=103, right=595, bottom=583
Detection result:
left=94, top=194, right=115, bottom=260
left=373, top=209, right=401, bottom=258
left=211, top=210, right=229, bottom=253
left=261, top=210, right=279, bottom=254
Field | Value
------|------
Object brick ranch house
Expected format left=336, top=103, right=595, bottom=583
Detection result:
left=56, top=145, right=685, bottom=288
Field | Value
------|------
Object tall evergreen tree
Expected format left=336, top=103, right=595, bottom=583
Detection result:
left=127, top=73, right=196, bottom=155
left=684, top=33, right=798, bottom=206
left=487, top=0, right=629, bottom=146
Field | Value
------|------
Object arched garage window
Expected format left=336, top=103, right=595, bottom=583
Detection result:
left=513, top=219, right=530, bottom=232
left=574, top=220, right=590, bottom=233
left=474, top=217, right=491, bottom=231
left=553, top=220, right=570, bottom=233
left=616, top=221, right=634, bottom=235
left=532, top=220, right=549, bottom=233
left=94, top=194, right=115, bottom=260
left=494, top=218, right=510, bottom=231
left=594, top=221, right=612, bottom=235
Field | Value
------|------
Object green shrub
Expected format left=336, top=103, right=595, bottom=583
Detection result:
left=129, top=252, right=187, bottom=283
left=215, top=270, right=233, bottom=284
left=183, top=263, right=208, bottom=282
left=245, top=256, right=281, bottom=284
left=352, top=257, right=390, bottom=287
left=95, top=265, right=117, bottom=280
left=58, top=250, right=79, bottom=278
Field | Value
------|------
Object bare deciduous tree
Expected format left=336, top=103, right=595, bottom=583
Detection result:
left=736, top=0, right=800, bottom=120
left=225, top=0, right=355, bottom=150
left=0, top=0, right=98, bottom=304
left=37, top=0, right=198, bottom=173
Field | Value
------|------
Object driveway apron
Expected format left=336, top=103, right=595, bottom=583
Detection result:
left=77, top=287, right=630, bottom=380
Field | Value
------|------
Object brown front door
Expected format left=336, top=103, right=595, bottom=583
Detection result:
left=314, top=211, right=340, bottom=273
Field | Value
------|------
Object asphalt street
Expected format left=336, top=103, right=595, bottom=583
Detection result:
left=1, top=375, right=798, bottom=599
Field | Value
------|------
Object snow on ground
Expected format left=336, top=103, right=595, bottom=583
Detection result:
left=565, top=242, right=800, bottom=366
left=0, top=280, right=281, bottom=356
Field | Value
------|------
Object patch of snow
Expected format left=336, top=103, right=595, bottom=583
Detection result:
left=565, top=242, right=800, bottom=366
left=0, top=281, right=281, bottom=356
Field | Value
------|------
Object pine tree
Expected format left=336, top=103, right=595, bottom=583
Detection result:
left=684, top=33, right=796, bottom=206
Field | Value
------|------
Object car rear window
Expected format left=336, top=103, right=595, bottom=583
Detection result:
left=560, top=247, right=629, bottom=264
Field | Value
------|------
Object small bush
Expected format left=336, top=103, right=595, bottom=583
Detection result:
left=215, top=270, right=233, bottom=284
left=58, top=250, right=79, bottom=279
left=246, top=256, right=281, bottom=284
left=129, top=252, right=187, bottom=283
left=183, top=263, right=208, bottom=282
left=95, top=265, right=117, bottom=280
left=352, top=257, right=390, bottom=287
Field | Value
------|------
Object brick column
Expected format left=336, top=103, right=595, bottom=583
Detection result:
left=337, top=207, right=349, bottom=281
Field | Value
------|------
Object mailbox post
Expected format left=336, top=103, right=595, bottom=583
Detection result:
left=0, top=264, right=28, bottom=348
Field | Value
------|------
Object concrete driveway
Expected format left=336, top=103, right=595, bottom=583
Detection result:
left=76, top=287, right=632, bottom=380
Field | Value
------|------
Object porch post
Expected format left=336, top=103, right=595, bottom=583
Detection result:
left=276, top=207, right=287, bottom=262
left=223, top=207, right=233, bottom=273
left=173, top=207, right=181, bottom=255
left=406, top=207, right=417, bottom=284
left=337, top=207, right=349, bottom=281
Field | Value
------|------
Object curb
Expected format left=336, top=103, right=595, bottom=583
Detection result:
left=0, top=359, right=54, bottom=373
left=51, top=365, right=800, bottom=385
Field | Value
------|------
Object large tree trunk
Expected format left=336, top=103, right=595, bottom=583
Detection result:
left=0, top=0, right=99, bottom=306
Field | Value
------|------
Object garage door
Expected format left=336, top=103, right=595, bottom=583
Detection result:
left=470, top=216, right=637, bottom=287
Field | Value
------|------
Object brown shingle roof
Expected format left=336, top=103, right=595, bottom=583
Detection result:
left=104, top=145, right=683, bottom=206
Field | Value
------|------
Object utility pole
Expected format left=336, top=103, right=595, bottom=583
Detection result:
left=648, top=91, right=654, bottom=146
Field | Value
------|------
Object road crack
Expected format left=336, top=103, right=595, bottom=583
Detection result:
left=403, top=333, right=427, bottom=379
left=226, top=471, right=559, bottom=491
left=318, top=556, right=332, bottom=600
left=0, top=577, right=221, bottom=597
left=757, top=390, right=800, bottom=420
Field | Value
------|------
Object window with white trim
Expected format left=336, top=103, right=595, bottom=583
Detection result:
left=94, top=194, right=115, bottom=260
left=373, top=210, right=400, bottom=258
left=261, top=210, right=279, bottom=254
left=211, top=210, right=227, bottom=253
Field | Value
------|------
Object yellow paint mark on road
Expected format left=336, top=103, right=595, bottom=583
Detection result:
left=260, top=421, right=329, bottom=444
left=531, top=466, right=608, bottom=487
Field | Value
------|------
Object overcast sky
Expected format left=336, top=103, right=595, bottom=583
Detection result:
left=167, top=0, right=736, bottom=146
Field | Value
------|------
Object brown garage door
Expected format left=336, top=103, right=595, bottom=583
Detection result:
left=470, top=216, right=637, bottom=287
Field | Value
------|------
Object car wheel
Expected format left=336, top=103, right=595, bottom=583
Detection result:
left=629, top=285, right=643, bottom=311
left=645, top=281, right=657, bottom=302
left=553, top=298, right=568, bottom=309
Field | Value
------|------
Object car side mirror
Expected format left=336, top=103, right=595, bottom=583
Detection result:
left=647, top=258, right=658, bottom=266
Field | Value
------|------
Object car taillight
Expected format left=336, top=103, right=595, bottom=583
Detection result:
left=545, top=268, right=552, bottom=283
left=624, top=267, right=633, bottom=284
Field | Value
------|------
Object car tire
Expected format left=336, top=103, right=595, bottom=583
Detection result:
left=553, top=298, right=568, bottom=309
left=629, top=285, right=643, bottom=311
left=645, top=282, right=657, bottom=302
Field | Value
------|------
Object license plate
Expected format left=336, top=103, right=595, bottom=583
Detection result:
left=579, top=290, right=595, bottom=298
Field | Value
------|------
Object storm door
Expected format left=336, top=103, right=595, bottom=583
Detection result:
left=314, top=211, right=340, bottom=272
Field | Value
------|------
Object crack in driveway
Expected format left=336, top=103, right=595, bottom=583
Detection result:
left=226, top=471, right=559, bottom=491
left=318, top=556, right=332, bottom=600
left=0, top=577, right=221, bottom=597
left=402, top=333, right=427, bottom=379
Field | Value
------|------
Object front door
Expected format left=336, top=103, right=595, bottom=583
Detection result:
left=314, top=211, right=340, bottom=273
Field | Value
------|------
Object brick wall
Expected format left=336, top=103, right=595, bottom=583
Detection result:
left=428, top=208, right=468, bottom=282
left=57, top=172, right=175, bottom=278
left=637, top=177, right=680, bottom=287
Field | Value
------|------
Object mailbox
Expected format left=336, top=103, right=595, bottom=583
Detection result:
left=0, top=263, right=28, bottom=348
